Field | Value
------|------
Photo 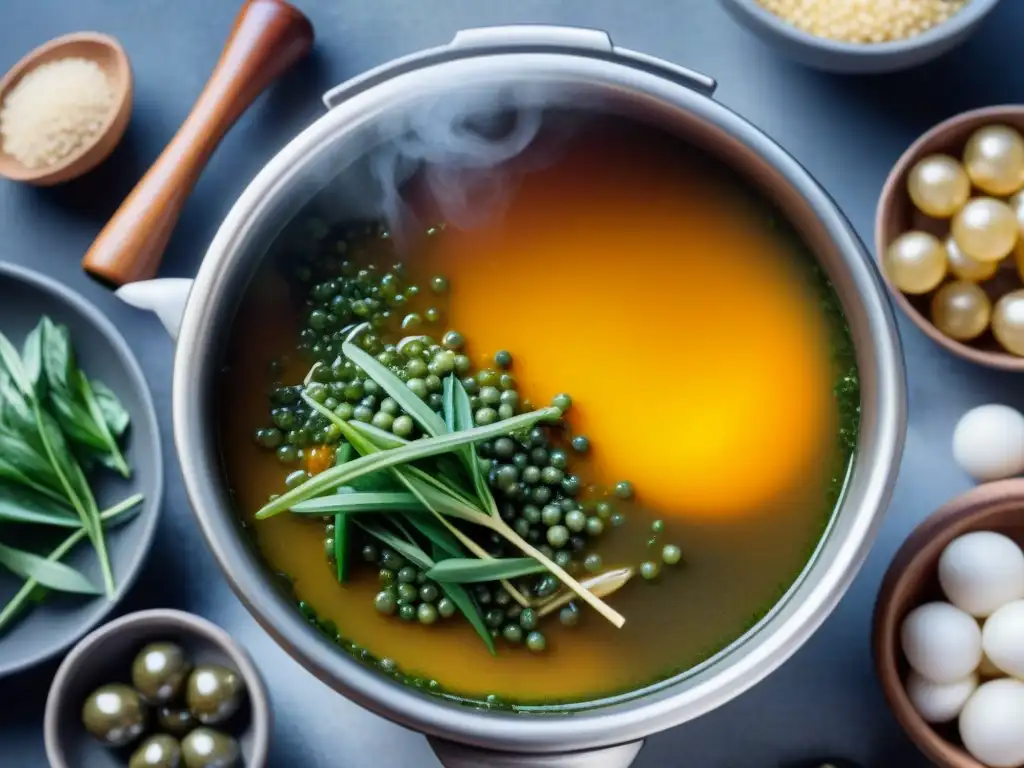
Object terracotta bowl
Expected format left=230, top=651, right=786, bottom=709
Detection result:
left=0, top=32, right=132, bottom=186
left=872, top=479, right=1024, bottom=768
left=875, top=105, right=1024, bottom=372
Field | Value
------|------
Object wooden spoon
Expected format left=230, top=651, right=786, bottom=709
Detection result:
left=81, top=0, right=314, bottom=288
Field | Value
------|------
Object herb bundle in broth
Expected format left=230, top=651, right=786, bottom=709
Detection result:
left=218, top=120, right=859, bottom=706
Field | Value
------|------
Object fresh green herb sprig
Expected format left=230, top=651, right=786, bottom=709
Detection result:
left=0, top=317, right=141, bottom=632
left=253, top=327, right=628, bottom=635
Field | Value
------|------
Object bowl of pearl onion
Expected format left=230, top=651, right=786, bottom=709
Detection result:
left=874, top=479, right=1024, bottom=768
left=876, top=105, right=1024, bottom=371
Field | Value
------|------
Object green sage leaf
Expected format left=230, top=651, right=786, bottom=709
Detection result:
left=0, top=540, right=101, bottom=594
left=426, top=557, right=546, bottom=583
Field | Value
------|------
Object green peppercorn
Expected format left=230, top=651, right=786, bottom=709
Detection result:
left=396, top=583, right=418, bottom=603
left=534, top=575, right=559, bottom=598
left=285, top=470, right=309, bottom=489
left=493, top=437, right=515, bottom=458
left=522, top=505, right=541, bottom=524
left=662, top=545, right=682, bottom=565
left=532, top=485, right=552, bottom=505
left=583, top=553, right=603, bottom=573
left=513, top=518, right=530, bottom=537
left=402, top=313, right=423, bottom=330
left=378, top=569, right=394, bottom=586
left=442, top=331, right=464, bottom=350
left=276, top=445, right=299, bottom=464
left=526, top=631, right=546, bottom=652
left=499, top=389, right=519, bottom=408
left=371, top=412, right=394, bottom=431
left=430, top=276, right=449, bottom=293
left=595, top=501, right=614, bottom=519
left=478, top=386, right=500, bottom=406
left=381, top=549, right=405, bottom=570
left=561, top=475, right=581, bottom=496
left=407, top=378, right=428, bottom=399
left=425, top=307, right=441, bottom=323
left=375, top=590, right=397, bottom=615
left=554, top=550, right=573, bottom=568
left=437, top=598, right=456, bottom=618
left=571, top=435, right=590, bottom=453
left=502, top=624, right=523, bottom=644
left=615, top=481, right=635, bottom=500
left=541, top=467, right=564, bottom=485
left=651, top=519, right=665, bottom=534
left=530, top=447, right=549, bottom=466
left=522, top=466, right=541, bottom=485
left=547, top=525, right=569, bottom=548
left=559, top=603, right=581, bottom=627
left=419, top=583, right=439, bottom=602
left=399, top=604, right=416, bottom=621
left=353, top=405, right=373, bottom=423
left=475, top=407, right=497, bottom=425
left=418, top=603, right=439, bottom=625
left=640, top=561, right=660, bottom=580
left=334, top=402, right=354, bottom=421
left=541, top=504, right=562, bottom=526
left=406, top=358, right=428, bottom=378
left=255, top=428, right=283, bottom=449
left=549, top=449, right=568, bottom=469
left=485, top=609, right=505, bottom=628
left=496, top=404, right=514, bottom=420
left=552, top=393, right=572, bottom=412
left=586, top=517, right=605, bottom=536
left=519, top=608, right=538, bottom=631
left=392, top=415, right=414, bottom=437
left=477, top=369, right=500, bottom=387
left=564, top=510, right=586, bottom=532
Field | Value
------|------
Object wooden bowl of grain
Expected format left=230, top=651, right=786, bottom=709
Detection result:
left=0, top=32, right=132, bottom=186
left=875, top=106, right=1024, bottom=372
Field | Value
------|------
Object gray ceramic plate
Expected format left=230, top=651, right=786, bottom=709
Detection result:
left=0, top=262, right=162, bottom=678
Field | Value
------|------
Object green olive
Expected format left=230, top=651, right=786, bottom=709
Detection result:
left=132, top=642, right=191, bottom=704
left=129, top=734, right=182, bottom=768
left=180, top=728, right=241, bottom=768
left=185, top=665, right=245, bottom=725
left=158, top=706, right=198, bottom=738
left=82, top=683, right=146, bottom=746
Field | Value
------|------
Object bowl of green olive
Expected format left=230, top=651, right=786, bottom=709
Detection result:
left=876, top=105, right=1024, bottom=371
left=43, top=609, right=269, bottom=768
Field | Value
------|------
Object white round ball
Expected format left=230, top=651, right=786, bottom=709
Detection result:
left=983, top=600, right=1024, bottom=679
left=906, top=670, right=978, bottom=723
left=960, top=678, right=1024, bottom=767
left=952, top=404, right=1024, bottom=482
left=901, top=602, right=982, bottom=683
left=939, top=531, right=1024, bottom=617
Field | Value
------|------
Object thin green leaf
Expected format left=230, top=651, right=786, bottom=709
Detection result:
left=0, top=493, right=142, bottom=632
left=348, top=421, right=409, bottom=450
left=0, top=331, right=31, bottom=395
left=452, top=376, right=498, bottom=516
left=89, top=380, right=130, bottom=436
left=40, top=318, right=72, bottom=394
left=334, top=512, right=348, bottom=582
left=77, top=372, right=130, bottom=477
left=255, top=404, right=560, bottom=519
left=427, top=557, right=546, bottom=583
left=0, top=484, right=78, bottom=527
left=397, top=511, right=464, bottom=559
left=439, top=581, right=495, bottom=655
left=288, top=492, right=422, bottom=515
left=21, top=324, right=43, bottom=394
left=342, top=339, right=448, bottom=437
left=535, top=567, right=636, bottom=617
left=344, top=472, right=404, bottom=494
left=352, top=519, right=433, bottom=569
left=48, top=392, right=107, bottom=450
left=442, top=375, right=456, bottom=433
left=0, top=540, right=100, bottom=594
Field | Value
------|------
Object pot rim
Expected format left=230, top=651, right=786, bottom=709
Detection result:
left=173, top=35, right=906, bottom=754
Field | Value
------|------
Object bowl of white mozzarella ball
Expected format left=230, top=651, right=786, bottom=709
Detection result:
left=875, top=479, right=1024, bottom=768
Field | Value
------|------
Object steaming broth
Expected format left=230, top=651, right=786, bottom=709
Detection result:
left=218, top=120, right=857, bottom=704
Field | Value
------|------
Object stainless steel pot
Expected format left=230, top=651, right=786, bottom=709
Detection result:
left=118, top=25, right=906, bottom=768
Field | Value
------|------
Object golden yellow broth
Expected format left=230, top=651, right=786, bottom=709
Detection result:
left=219, top=122, right=847, bottom=704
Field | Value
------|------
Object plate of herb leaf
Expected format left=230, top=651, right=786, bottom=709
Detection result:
left=0, top=263, right=162, bottom=678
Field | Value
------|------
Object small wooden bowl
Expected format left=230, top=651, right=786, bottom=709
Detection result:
left=873, top=479, right=1024, bottom=768
left=0, top=32, right=132, bottom=186
left=875, top=105, right=1024, bottom=372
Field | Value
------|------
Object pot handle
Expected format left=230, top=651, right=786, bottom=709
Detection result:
left=322, top=25, right=715, bottom=109
left=428, top=737, right=644, bottom=768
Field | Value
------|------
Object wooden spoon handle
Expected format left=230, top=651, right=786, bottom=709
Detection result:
left=82, top=0, right=314, bottom=287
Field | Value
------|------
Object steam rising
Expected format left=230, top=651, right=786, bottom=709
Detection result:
left=368, top=83, right=584, bottom=248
